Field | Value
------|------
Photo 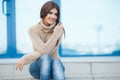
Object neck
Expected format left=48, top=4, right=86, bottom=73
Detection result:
left=43, top=20, right=50, bottom=26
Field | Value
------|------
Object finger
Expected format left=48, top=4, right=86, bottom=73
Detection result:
left=21, top=64, right=23, bottom=71
left=57, top=23, right=62, bottom=26
left=19, top=63, right=23, bottom=71
left=16, top=64, right=19, bottom=70
left=58, top=23, right=61, bottom=25
left=59, top=24, right=64, bottom=29
left=56, top=23, right=60, bottom=26
left=16, top=63, right=23, bottom=71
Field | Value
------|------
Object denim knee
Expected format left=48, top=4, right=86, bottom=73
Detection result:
left=29, top=62, right=40, bottom=79
left=53, top=58, right=65, bottom=71
left=39, top=54, right=52, bottom=80
left=40, top=54, right=51, bottom=60
left=52, top=58, right=65, bottom=80
left=37, top=54, right=52, bottom=65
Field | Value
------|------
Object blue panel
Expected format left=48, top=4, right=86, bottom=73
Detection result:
left=0, top=0, right=24, bottom=58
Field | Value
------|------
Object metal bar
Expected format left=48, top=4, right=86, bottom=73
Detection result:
left=6, top=0, right=17, bottom=57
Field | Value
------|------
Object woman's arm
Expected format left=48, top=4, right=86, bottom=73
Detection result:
left=16, top=24, right=64, bottom=71
left=16, top=51, right=42, bottom=71
left=29, top=24, right=64, bottom=54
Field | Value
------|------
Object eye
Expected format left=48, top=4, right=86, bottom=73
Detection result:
left=48, top=12, right=53, bottom=14
left=55, top=13, right=58, bottom=16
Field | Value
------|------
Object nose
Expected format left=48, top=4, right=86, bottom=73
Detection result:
left=51, top=14, right=56, bottom=19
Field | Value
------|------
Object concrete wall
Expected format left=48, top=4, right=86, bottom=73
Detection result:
left=0, top=58, right=120, bottom=80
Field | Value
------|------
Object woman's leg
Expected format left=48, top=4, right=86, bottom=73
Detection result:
left=37, top=54, right=52, bottom=80
left=29, top=54, right=52, bottom=80
left=52, top=58, right=65, bottom=80
left=29, top=61, right=40, bottom=79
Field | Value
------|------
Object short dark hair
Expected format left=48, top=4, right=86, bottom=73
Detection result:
left=40, top=1, right=60, bottom=25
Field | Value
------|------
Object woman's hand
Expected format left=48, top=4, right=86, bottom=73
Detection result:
left=54, top=23, right=64, bottom=32
left=53, top=23, right=64, bottom=39
left=16, top=58, right=25, bottom=71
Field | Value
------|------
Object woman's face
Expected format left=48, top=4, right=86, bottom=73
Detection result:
left=43, top=8, right=58, bottom=26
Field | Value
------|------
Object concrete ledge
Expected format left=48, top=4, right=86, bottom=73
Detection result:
left=1, top=56, right=120, bottom=64
left=0, top=75, right=120, bottom=80
left=0, top=58, right=120, bottom=80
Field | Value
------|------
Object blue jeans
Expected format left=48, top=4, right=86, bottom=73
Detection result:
left=29, top=54, right=65, bottom=80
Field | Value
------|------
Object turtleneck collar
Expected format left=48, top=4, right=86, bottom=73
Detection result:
left=39, top=20, right=56, bottom=33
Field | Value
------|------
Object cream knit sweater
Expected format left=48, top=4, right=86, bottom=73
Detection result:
left=20, top=20, right=63, bottom=65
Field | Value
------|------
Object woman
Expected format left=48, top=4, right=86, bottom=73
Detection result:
left=16, top=1, right=65, bottom=80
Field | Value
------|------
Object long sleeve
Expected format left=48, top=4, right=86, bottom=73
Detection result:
left=20, top=31, right=63, bottom=65
left=17, top=21, right=64, bottom=65
left=29, top=26, right=63, bottom=54
left=20, top=51, right=42, bottom=65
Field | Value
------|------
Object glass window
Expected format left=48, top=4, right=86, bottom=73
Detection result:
left=0, top=1, right=7, bottom=54
left=61, top=0, right=120, bottom=56
left=16, top=0, right=50, bottom=54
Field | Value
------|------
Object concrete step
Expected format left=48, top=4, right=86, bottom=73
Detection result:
left=0, top=59, right=120, bottom=80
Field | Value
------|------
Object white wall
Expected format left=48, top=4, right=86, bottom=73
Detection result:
left=0, top=58, right=120, bottom=80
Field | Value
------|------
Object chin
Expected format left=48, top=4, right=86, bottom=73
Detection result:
left=48, top=22, right=54, bottom=25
